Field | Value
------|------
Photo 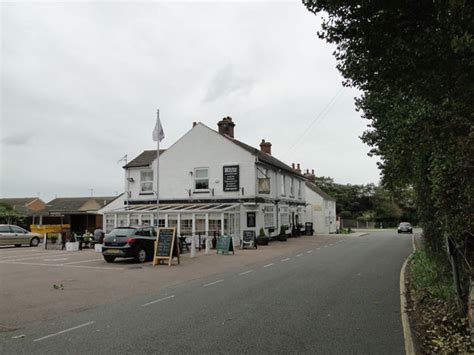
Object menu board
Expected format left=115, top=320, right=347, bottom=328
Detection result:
left=216, top=235, right=235, bottom=255
left=305, top=222, right=313, bottom=236
left=153, top=228, right=180, bottom=266
left=223, top=165, right=239, bottom=192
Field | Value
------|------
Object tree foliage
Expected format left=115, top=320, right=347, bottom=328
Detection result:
left=303, top=0, right=473, bottom=303
left=0, top=203, right=24, bottom=225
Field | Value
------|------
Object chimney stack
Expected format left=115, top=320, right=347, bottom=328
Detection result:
left=297, top=163, right=301, bottom=173
left=292, top=163, right=295, bottom=169
left=260, top=139, right=272, bottom=155
left=193, top=121, right=197, bottom=127
left=304, top=168, right=316, bottom=183
left=217, top=116, right=235, bottom=138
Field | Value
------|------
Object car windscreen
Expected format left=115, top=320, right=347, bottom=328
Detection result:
left=400, top=223, right=411, bottom=226
left=107, top=228, right=136, bottom=237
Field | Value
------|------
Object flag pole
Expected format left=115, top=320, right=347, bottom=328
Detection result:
left=156, top=109, right=160, bottom=231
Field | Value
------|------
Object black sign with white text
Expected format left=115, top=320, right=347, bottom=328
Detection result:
left=223, top=165, right=240, bottom=192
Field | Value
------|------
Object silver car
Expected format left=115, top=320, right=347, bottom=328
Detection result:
left=0, top=224, right=42, bottom=247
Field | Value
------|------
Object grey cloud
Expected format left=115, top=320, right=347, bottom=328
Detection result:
left=202, top=64, right=256, bottom=103
left=1, top=132, right=34, bottom=146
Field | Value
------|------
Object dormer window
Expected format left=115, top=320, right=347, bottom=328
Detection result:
left=140, top=170, right=153, bottom=192
left=195, top=168, right=209, bottom=190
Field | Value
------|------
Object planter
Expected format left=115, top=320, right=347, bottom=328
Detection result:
left=65, top=242, right=79, bottom=252
left=257, top=237, right=269, bottom=246
left=277, top=234, right=287, bottom=242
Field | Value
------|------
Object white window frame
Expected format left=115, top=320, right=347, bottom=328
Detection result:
left=264, top=206, right=274, bottom=228
left=290, top=178, right=294, bottom=196
left=140, top=170, right=154, bottom=193
left=280, top=205, right=289, bottom=226
left=298, top=180, right=302, bottom=198
left=194, top=167, right=209, bottom=190
left=281, top=175, right=286, bottom=196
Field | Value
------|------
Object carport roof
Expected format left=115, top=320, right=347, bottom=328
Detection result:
left=106, top=203, right=239, bottom=213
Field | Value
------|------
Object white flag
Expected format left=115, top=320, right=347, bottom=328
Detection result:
left=152, top=110, right=165, bottom=142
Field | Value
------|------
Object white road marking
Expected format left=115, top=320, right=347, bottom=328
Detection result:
left=2, top=261, right=124, bottom=271
left=263, top=263, right=274, bottom=268
left=43, top=258, right=69, bottom=262
left=0, top=252, right=67, bottom=262
left=33, top=321, right=95, bottom=342
left=0, top=252, right=60, bottom=260
left=238, top=270, right=253, bottom=276
left=62, top=259, right=102, bottom=265
left=316, top=248, right=321, bottom=250
left=296, top=254, right=303, bottom=257
left=307, top=250, right=313, bottom=253
left=141, top=295, right=175, bottom=307
left=203, top=279, right=224, bottom=287
left=281, top=258, right=291, bottom=262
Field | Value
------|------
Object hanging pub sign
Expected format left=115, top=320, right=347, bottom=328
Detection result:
left=153, top=227, right=180, bottom=266
left=223, top=165, right=239, bottom=192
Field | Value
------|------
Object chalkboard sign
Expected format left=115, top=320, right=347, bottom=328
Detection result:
left=223, top=165, right=239, bottom=192
left=216, top=235, right=235, bottom=255
left=241, top=230, right=257, bottom=249
left=305, top=222, right=313, bottom=236
left=153, top=228, right=180, bottom=266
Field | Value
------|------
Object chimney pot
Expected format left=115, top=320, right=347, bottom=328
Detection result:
left=312, top=169, right=314, bottom=175
left=260, top=139, right=272, bottom=155
left=193, top=121, right=197, bottom=127
left=292, top=163, right=295, bottom=169
left=217, top=116, right=235, bottom=138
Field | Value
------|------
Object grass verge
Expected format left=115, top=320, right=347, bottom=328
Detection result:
left=406, top=249, right=472, bottom=353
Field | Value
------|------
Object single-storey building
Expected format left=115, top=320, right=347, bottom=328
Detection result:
left=0, top=197, right=48, bottom=229
left=45, top=196, right=117, bottom=234
left=101, top=117, right=309, bottom=245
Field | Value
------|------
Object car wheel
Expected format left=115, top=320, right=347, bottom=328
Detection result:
left=103, top=255, right=116, bottom=263
left=14, top=244, right=21, bottom=247
left=30, top=237, right=40, bottom=247
left=135, top=248, right=147, bottom=263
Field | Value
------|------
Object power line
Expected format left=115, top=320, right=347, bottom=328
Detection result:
left=284, top=87, right=345, bottom=157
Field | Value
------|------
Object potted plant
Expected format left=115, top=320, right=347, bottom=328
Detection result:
left=278, top=225, right=288, bottom=241
left=257, top=227, right=269, bottom=246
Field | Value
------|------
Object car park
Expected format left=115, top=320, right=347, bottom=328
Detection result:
left=0, top=224, right=42, bottom=247
left=102, top=226, right=156, bottom=263
left=397, top=222, right=413, bottom=234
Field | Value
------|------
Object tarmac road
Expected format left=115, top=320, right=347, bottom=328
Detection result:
left=1, top=231, right=413, bottom=354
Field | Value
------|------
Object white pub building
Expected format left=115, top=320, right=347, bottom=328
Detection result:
left=101, top=117, right=335, bottom=244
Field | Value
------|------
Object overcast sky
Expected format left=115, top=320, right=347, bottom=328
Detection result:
left=0, top=1, right=381, bottom=202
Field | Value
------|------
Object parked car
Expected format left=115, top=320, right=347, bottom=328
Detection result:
left=0, top=224, right=42, bottom=247
left=397, top=222, right=413, bottom=234
left=102, top=226, right=157, bottom=263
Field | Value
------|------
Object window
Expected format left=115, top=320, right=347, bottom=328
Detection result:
left=0, top=226, right=10, bottom=233
left=141, top=214, right=152, bottom=226
left=11, top=226, right=26, bottom=233
left=140, top=170, right=153, bottom=193
left=195, top=168, right=209, bottom=190
left=130, top=214, right=140, bottom=226
left=298, top=181, right=302, bottom=198
left=280, top=205, right=289, bottom=226
left=281, top=175, right=286, bottom=196
left=290, top=178, right=294, bottom=196
left=117, top=214, right=128, bottom=227
left=181, top=217, right=193, bottom=235
left=209, top=218, right=221, bottom=234
left=105, top=214, right=115, bottom=232
left=264, top=206, right=274, bottom=228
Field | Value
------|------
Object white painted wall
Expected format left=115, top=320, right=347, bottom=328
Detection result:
left=304, top=186, right=336, bottom=234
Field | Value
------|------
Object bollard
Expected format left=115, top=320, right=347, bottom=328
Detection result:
left=190, top=236, right=196, bottom=258
left=44, top=233, right=47, bottom=249
left=205, top=236, right=210, bottom=255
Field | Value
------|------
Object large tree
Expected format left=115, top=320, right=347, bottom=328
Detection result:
left=303, top=0, right=473, bottom=303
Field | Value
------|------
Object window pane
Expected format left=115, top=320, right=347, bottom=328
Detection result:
left=141, top=182, right=153, bottom=192
left=141, top=171, right=153, bottom=181
left=195, top=180, right=209, bottom=189
left=195, top=168, right=208, bottom=178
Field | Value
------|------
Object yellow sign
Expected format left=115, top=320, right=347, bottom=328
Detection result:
left=312, top=204, right=322, bottom=211
left=30, top=224, right=70, bottom=234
